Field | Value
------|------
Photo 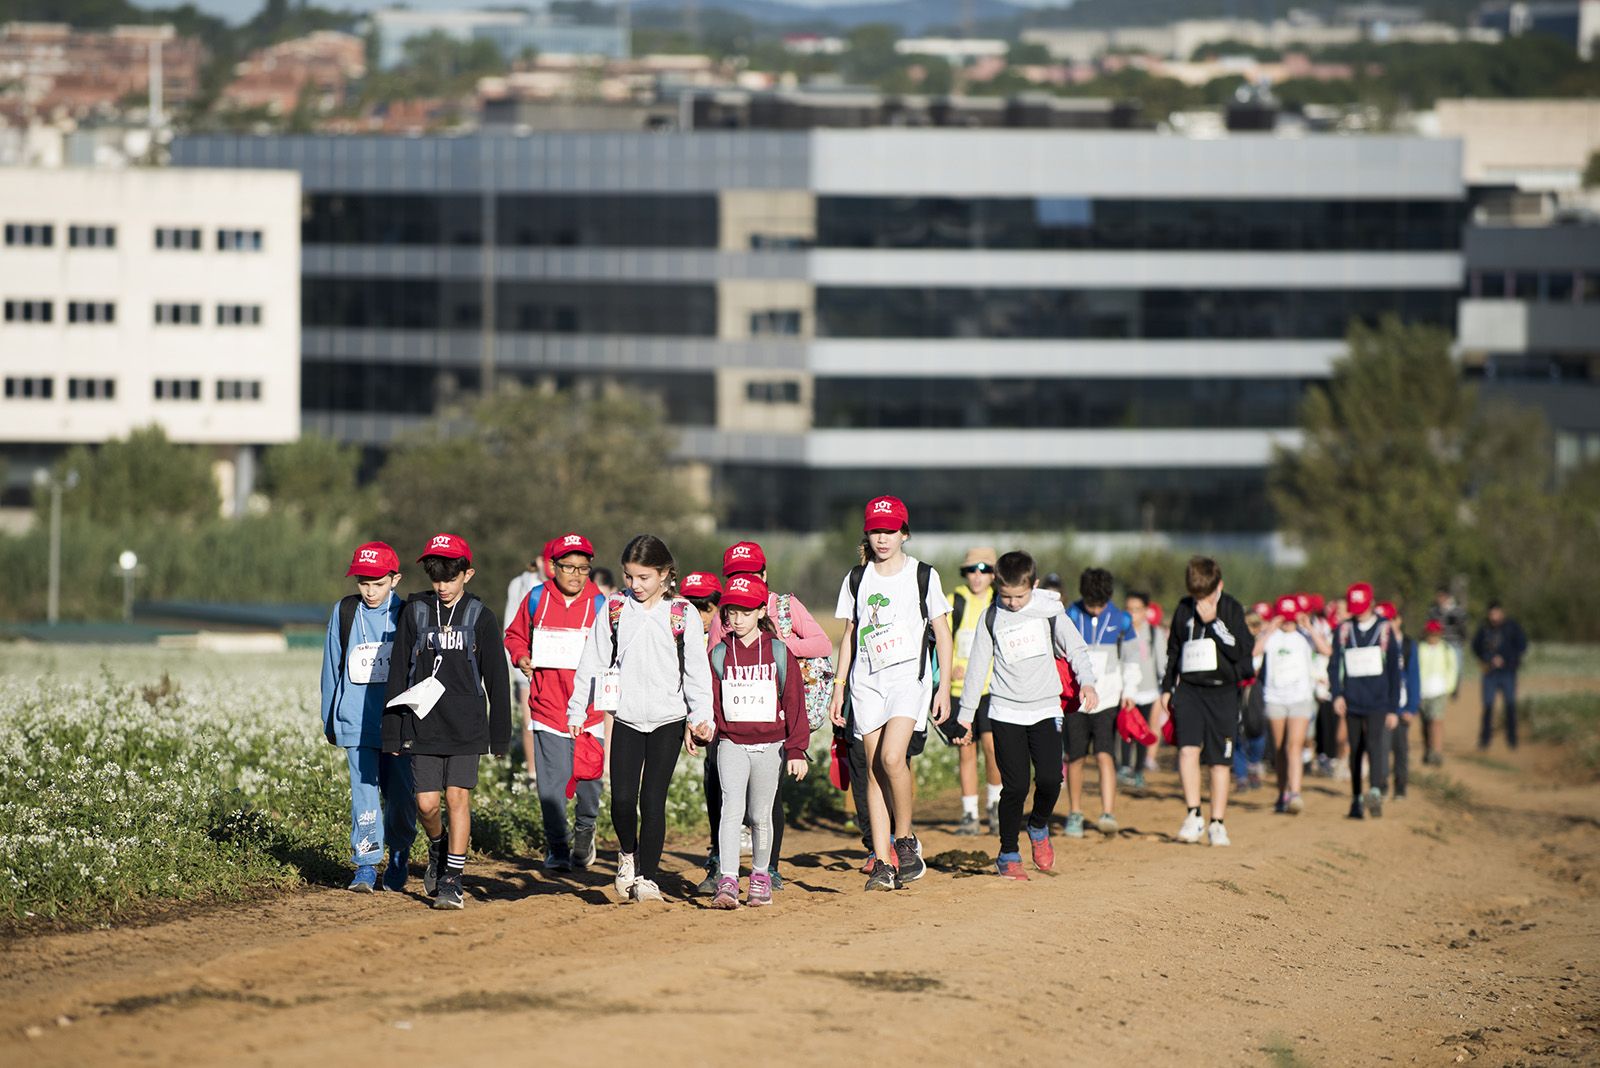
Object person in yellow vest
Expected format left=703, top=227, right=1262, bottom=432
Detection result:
left=951, top=547, right=1003, bottom=835
left=1418, top=619, right=1462, bottom=766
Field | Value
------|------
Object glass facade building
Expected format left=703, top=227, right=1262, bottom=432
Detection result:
left=172, top=131, right=1465, bottom=537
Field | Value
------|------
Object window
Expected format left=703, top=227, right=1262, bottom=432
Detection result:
left=68, top=225, right=116, bottom=248
left=4, top=376, right=54, bottom=399
left=67, top=377, right=116, bottom=401
left=154, top=227, right=202, bottom=251
left=154, top=303, right=202, bottom=326
left=3, top=223, right=54, bottom=247
left=749, top=310, right=802, bottom=337
left=746, top=380, right=801, bottom=404
left=1478, top=271, right=1508, bottom=299
left=217, top=228, right=263, bottom=252
left=216, top=379, right=262, bottom=401
left=67, top=301, right=116, bottom=324
left=216, top=303, right=263, bottom=326
left=153, top=378, right=201, bottom=401
left=3, top=300, right=54, bottom=323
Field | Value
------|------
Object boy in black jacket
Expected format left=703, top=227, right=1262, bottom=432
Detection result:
left=383, top=533, right=511, bottom=909
left=1158, top=556, right=1253, bottom=847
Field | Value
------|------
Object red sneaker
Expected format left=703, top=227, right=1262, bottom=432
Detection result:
left=859, top=851, right=877, bottom=875
left=997, top=857, right=1029, bottom=881
left=1029, top=829, right=1055, bottom=872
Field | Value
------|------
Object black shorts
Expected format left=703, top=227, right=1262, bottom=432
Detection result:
left=1172, top=685, right=1239, bottom=767
left=971, top=694, right=994, bottom=735
left=411, top=753, right=481, bottom=792
left=1064, top=709, right=1116, bottom=761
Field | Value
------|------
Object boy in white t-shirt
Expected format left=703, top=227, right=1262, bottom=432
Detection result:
left=829, top=496, right=954, bottom=892
left=1255, top=594, right=1328, bottom=815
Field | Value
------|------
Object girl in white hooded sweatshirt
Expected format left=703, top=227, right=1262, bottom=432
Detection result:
left=568, top=534, right=714, bottom=903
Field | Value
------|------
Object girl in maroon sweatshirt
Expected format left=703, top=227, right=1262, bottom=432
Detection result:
left=709, top=574, right=810, bottom=909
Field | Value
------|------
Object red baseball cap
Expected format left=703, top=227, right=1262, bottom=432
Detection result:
left=1147, top=603, right=1163, bottom=627
left=346, top=541, right=399, bottom=578
left=1347, top=582, right=1374, bottom=611
left=722, top=574, right=769, bottom=610
left=864, top=495, right=909, bottom=533
left=1424, top=619, right=1443, bottom=634
left=418, top=533, right=471, bottom=563
left=682, top=572, right=722, bottom=599
left=1252, top=600, right=1273, bottom=620
left=1295, top=593, right=1312, bottom=613
left=1308, top=593, right=1326, bottom=612
left=547, top=532, right=595, bottom=561
left=722, top=541, right=766, bottom=577
left=1377, top=601, right=1397, bottom=620
left=1276, top=595, right=1300, bottom=619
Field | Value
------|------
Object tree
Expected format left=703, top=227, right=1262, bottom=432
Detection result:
left=258, top=433, right=364, bottom=523
left=45, top=425, right=218, bottom=527
left=1008, top=41, right=1053, bottom=66
left=1584, top=149, right=1600, bottom=189
left=370, top=386, right=707, bottom=591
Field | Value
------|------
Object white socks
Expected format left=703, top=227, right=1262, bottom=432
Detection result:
left=986, top=782, right=1003, bottom=806
left=962, top=795, right=979, bottom=818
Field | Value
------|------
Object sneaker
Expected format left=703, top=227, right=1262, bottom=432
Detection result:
left=614, top=852, right=637, bottom=896
left=1247, top=765, right=1264, bottom=790
left=694, top=853, right=720, bottom=896
left=986, top=800, right=999, bottom=832
left=1132, top=771, right=1147, bottom=791
left=956, top=812, right=981, bottom=836
left=859, top=851, right=877, bottom=875
left=1273, top=795, right=1288, bottom=815
left=629, top=877, right=664, bottom=903
left=1207, top=820, right=1231, bottom=847
left=1027, top=824, right=1054, bottom=871
left=1176, top=811, right=1205, bottom=844
left=572, top=825, right=597, bottom=869
left=1365, top=787, right=1384, bottom=819
left=543, top=847, right=572, bottom=872
left=1347, top=800, right=1365, bottom=820
left=348, top=864, right=378, bottom=893
left=423, top=839, right=442, bottom=895
left=1097, top=813, right=1119, bottom=836
left=1334, top=759, right=1351, bottom=783
left=739, top=826, right=753, bottom=856
left=996, top=854, right=1029, bottom=881
left=766, top=866, right=783, bottom=891
left=710, top=875, right=739, bottom=910
left=1064, top=812, right=1085, bottom=838
left=1393, top=789, right=1407, bottom=800
left=894, top=836, right=926, bottom=882
left=864, top=860, right=900, bottom=891
left=432, top=870, right=464, bottom=910
left=382, top=851, right=408, bottom=892
left=1116, top=767, right=1135, bottom=788
left=1315, top=755, right=1333, bottom=778
left=747, top=871, right=773, bottom=907
left=1286, top=792, right=1304, bottom=815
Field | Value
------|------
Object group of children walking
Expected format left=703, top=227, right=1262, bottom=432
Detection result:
left=319, top=497, right=1464, bottom=908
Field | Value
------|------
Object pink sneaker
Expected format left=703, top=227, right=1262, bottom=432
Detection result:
left=996, top=857, right=1029, bottom=881
left=710, top=875, right=739, bottom=910
left=1028, top=828, right=1055, bottom=872
left=747, top=870, right=773, bottom=907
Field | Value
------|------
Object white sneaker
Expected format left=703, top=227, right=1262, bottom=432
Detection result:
left=1097, top=813, right=1119, bottom=835
left=614, top=852, right=636, bottom=896
left=1208, top=820, right=1231, bottom=847
left=629, top=877, right=663, bottom=902
left=1176, top=811, right=1205, bottom=844
left=739, top=826, right=753, bottom=856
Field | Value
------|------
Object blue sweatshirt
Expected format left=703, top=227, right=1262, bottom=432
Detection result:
left=1399, top=635, right=1421, bottom=716
left=1329, top=616, right=1400, bottom=716
left=319, top=593, right=404, bottom=748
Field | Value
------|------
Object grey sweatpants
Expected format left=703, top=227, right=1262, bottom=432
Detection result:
left=716, top=739, right=781, bottom=878
left=534, top=730, right=602, bottom=851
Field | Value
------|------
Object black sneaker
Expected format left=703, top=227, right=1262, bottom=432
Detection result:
left=864, top=860, right=901, bottom=892
left=572, top=825, right=597, bottom=869
left=543, top=847, right=572, bottom=872
left=694, top=852, right=720, bottom=895
left=1347, top=800, right=1365, bottom=820
left=432, top=870, right=464, bottom=910
left=424, top=839, right=443, bottom=895
left=894, top=835, right=925, bottom=882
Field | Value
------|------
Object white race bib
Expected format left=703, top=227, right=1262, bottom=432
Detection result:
left=1421, top=672, right=1451, bottom=700
left=347, top=641, right=390, bottom=685
left=1086, top=648, right=1121, bottom=711
left=865, top=620, right=917, bottom=673
left=955, top=629, right=975, bottom=662
left=1343, top=646, right=1383, bottom=679
left=594, top=668, right=622, bottom=712
left=722, top=678, right=778, bottom=723
left=1181, top=638, right=1218, bottom=674
left=999, top=619, right=1051, bottom=664
left=529, top=627, right=586, bottom=671
left=386, top=676, right=444, bottom=720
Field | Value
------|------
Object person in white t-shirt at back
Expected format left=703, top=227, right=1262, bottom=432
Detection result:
left=829, top=495, right=954, bottom=893
left=1256, top=594, right=1327, bottom=815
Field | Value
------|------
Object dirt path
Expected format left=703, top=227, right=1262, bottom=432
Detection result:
left=3, top=701, right=1598, bottom=1067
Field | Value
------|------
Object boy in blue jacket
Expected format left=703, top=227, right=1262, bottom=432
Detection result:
left=1329, top=582, right=1401, bottom=820
left=1385, top=602, right=1422, bottom=800
left=319, top=541, right=415, bottom=892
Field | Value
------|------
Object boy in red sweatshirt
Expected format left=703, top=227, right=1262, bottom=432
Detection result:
left=707, top=575, right=810, bottom=908
left=503, top=532, right=608, bottom=871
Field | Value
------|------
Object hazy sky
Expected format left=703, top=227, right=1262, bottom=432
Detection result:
left=129, top=0, right=1072, bottom=28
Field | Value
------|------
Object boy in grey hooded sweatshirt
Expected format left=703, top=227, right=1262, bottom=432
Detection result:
left=957, top=551, right=1099, bottom=880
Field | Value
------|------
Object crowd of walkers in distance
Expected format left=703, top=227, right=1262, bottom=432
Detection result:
left=319, top=499, right=1527, bottom=907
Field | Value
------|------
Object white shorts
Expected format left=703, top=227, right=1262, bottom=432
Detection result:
left=850, top=673, right=931, bottom=739
left=1266, top=699, right=1316, bottom=721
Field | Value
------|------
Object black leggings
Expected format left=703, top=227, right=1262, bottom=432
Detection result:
left=704, top=743, right=786, bottom=866
left=610, top=720, right=684, bottom=880
left=1388, top=715, right=1411, bottom=795
left=1346, top=714, right=1390, bottom=800
left=991, top=719, right=1064, bottom=856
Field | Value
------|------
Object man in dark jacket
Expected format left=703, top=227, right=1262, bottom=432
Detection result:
left=1159, top=556, right=1253, bottom=847
left=1471, top=602, right=1528, bottom=751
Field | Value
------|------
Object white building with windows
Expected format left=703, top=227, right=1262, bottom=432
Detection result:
left=0, top=166, right=299, bottom=511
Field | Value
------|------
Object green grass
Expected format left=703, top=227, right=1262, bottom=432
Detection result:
left=1523, top=691, right=1600, bottom=778
left=1521, top=644, right=1600, bottom=680
left=1413, top=771, right=1474, bottom=808
left=1261, top=1035, right=1314, bottom=1068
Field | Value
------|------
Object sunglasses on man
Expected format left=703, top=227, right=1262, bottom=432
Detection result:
left=960, top=563, right=994, bottom=575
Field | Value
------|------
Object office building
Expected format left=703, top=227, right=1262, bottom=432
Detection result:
left=0, top=166, right=301, bottom=511
left=171, top=131, right=1463, bottom=538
